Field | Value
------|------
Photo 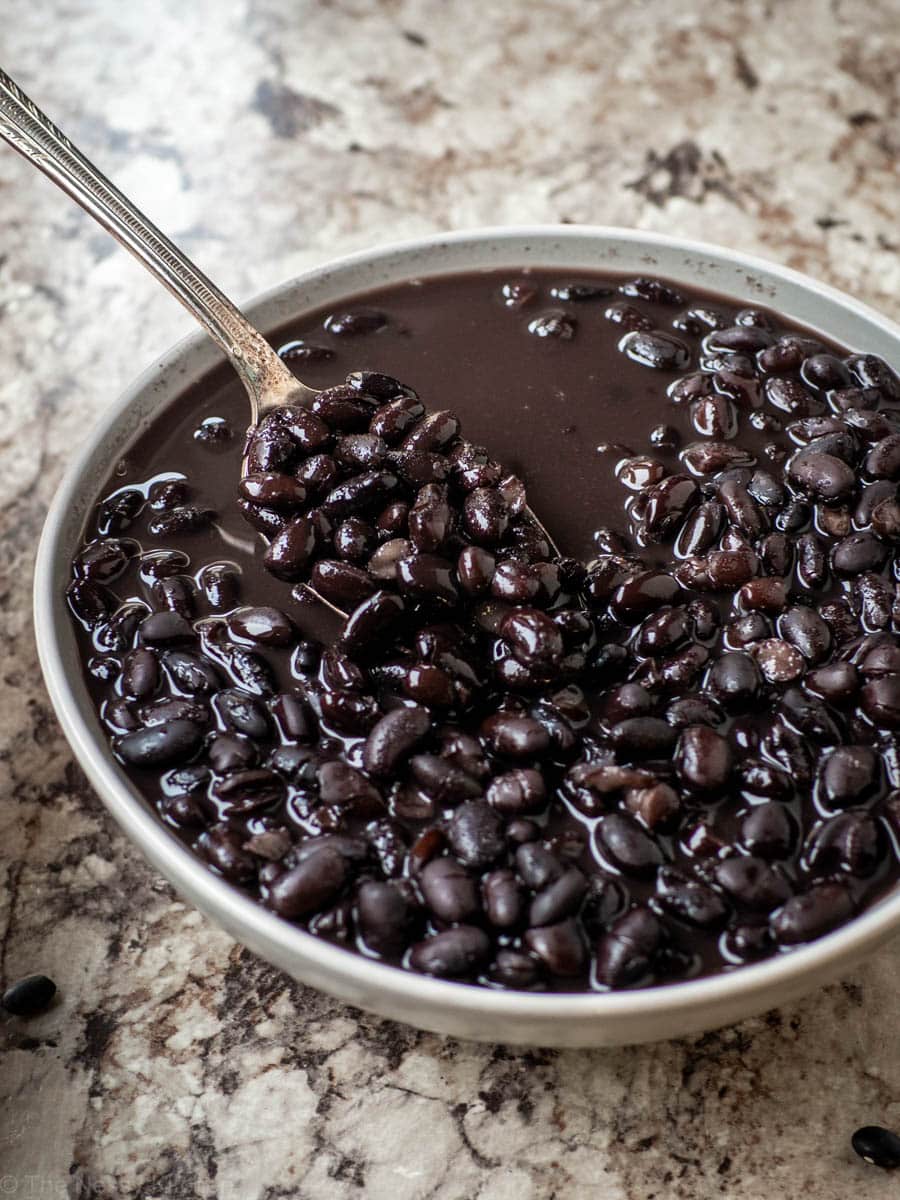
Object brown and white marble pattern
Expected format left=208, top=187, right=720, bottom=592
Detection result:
left=1, top=1, right=899, bottom=1196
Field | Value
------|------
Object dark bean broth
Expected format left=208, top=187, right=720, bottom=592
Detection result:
left=67, top=267, right=900, bottom=992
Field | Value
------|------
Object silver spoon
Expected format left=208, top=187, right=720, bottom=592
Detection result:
left=0, top=68, right=315, bottom=425
left=0, top=69, right=564, bottom=617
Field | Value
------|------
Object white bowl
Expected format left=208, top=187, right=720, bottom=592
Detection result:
left=34, top=226, right=900, bottom=1046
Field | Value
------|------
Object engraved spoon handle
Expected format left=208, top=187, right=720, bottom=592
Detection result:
left=0, top=68, right=310, bottom=420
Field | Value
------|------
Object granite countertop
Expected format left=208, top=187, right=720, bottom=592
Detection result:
left=2, top=1, right=899, bottom=1196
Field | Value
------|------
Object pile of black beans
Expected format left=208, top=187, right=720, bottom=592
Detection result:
left=67, top=285, right=900, bottom=992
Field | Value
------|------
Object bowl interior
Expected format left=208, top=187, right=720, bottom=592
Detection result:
left=34, top=226, right=900, bottom=1045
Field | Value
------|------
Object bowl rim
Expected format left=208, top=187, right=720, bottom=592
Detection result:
left=34, top=222, right=900, bottom=1022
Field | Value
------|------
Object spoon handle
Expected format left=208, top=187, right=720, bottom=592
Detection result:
left=0, top=68, right=304, bottom=419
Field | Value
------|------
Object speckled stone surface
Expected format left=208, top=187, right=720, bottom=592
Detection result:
left=2, top=1, right=899, bottom=1196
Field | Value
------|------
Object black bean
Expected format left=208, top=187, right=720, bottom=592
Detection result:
left=296, top=453, right=340, bottom=494
left=740, top=803, right=796, bottom=860
left=610, top=716, right=676, bottom=758
left=612, top=571, right=681, bottom=623
left=764, top=376, right=823, bottom=417
left=310, top=559, right=376, bottom=609
left=239, top=472, right=307, bottom=510
left=75, top=538, right=135, bottom=583
left=163, top=650, right=221, bottom=695
left=116, top=719, right=202, bottom=767
left=356, top=880, right=413, bottom=958
left=642, top=474, right=699, bottom=536
left=714, top=856, right=792, bottom=912
left=801, top=353, right=852, bottom=392
left=707, top=651, right=761, bottom=711
left=1, top=974, right=57, bottom=1017
left=147, top=505, right=213, bottom=536
left=546, top=280, right=610, bottom=302
left=214, top=688, right=270, bottom=739
left=489, top=950, right=541, bottom=989
left=140, top=697, right=208, bottom=728
left=676, top=725, right=732, bottom=791
left=447, top=801, right=505, bottom=870
left=481, top=713, right=551, bottom=758
left=419, top=856, right=480, bottom=922
left=528, top=310, right=576, bottom=339
left=594, top=907, right=662, bottom=988
left=317, top=761, right=383, bottom=813
left=266, top=847, right=348, bottom=918
left=770, top=882, right=853, bottom=945
left=788, top=450, right=856, bottom=502
left=833, top=532, right=887, bottom=575
left=409, top=754, right=482, bottom=805
left=264, top=516, right=319, bottom=580
left=654, top=867, right=728, bottom=930
left=528, top=867, right=587, bottom=927
left=620, top=328, right=690, bottom=370
left=805, top=810, right=884, bottom=878
left=681, top=441, right=753, bottom=475
left=675, top=502, right=724, bottom=557
left=477, top=869, right=521, bottom=930
left=396, top=554, right=459, bottom=605
left=860, top=675, right=900, bottom=729
left=120, top=648, right=159, bottom=700
left=409, top=926, right=491, bottom=978
left=524, top=918, right=587, bottom=975
left=98, top=487, right=143, bottom=532
left=66, top=579, right=114, bottom=629
left=594, top=813, right=663, bottom=877
left=851, top=1126, right=900, bottom=1171
left=323, top=470, right=400, bottom=519
left=340, top=592, right=405, bottom=657
left=208, top=732, right=257, bottom=774
left=363, top=705, right=431, bottom=777
left=820, top=745, right=879, bottom=809
left=463, top=487, right=509, bottom=545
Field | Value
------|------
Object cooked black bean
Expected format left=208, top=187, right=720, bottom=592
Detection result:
left=654, top=867, right=728, bottom=930
left=620, top=328, right=690, bottom=370
left=851, top=1126, right=900, bottom=1171
left=594, top=814, right=663, bottom=878
left=819, top=745, right=879, bottom=809
left=706, top=651, right=761, bottom=710
left=714, top=856, right=792, bottom=912
left=214, top=688, right=270, bottom=739
left=120, top=648, right=159, bottom=700
left=409, top=926, right=491, bottom=978
left=264, top=516, right=319, bottom=580
left=1, top=974, right=57, bottom=1017
left=804, top=810, right=884, bottom=878
left=788, top=450, right=856, bottom=502
left=239, top=473, right=307, bottom=510
left=356, top=880, right=413, bottom=957
left=860, top=675, right=900, bottom=728
left=266, top=847, right=348, bottom=918
left=116, top=719, right=203, bottom=767
left=594, top=907, right=662, bottom=988
left=740, top=803, right=796, bottom=860
left=147, top=505, right=213, bottom=536
left=363, top=705, right=431, bottom=776
left=396, top=553, right=459, bottom=605
left=524, top=918, right=587, bottom=975
left=419, top=856, right=480, bottom=922
left=529, top=867, right=587, bottom=927
left=676, top=725, right=732, bottom=791
left=447, top=802, right=505, bottom=869
left=528, top=310, right=576, bottom=340
left=770, top=882, right=853, bottom=944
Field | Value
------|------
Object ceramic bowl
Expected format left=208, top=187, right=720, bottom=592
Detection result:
left=34, top=226, right=900, bottom=1046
